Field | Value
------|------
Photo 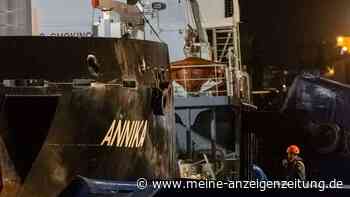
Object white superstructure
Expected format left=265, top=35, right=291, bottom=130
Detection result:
left=143, top=0, right=239, bottom=63
left=32, top=0, right=95, bottom=37
left=32, top=0, right=143, bottom=38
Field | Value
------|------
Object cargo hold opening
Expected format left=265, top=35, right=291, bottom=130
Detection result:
left=1, top=95, right=59, bottom=182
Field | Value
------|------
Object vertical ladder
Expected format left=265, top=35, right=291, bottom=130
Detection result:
left=209, top=27, right=233, bottom=64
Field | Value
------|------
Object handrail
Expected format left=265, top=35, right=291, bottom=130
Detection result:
left=171, top=64, right=226, bottom=69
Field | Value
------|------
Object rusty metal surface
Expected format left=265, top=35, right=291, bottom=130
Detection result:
left=0, top=37, right=175, bottom=196
left=0, top=37, right=169, bottom=83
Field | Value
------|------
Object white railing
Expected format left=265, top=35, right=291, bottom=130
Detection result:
left=172, top=63, right=251, bottom=103
left=172, top=64, right=229, bottom=97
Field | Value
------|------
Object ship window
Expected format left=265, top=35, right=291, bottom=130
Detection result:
left=225, top=0, right=233, bottom=18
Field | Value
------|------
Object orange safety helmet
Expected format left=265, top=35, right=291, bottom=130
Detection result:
left=286, top=145, right=300, bottom=154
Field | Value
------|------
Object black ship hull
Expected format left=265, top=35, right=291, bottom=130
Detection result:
left=0, top=37, right=176, bottom=196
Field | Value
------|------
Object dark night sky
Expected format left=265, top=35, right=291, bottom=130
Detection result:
left=240, top=0, right=350, bottom=67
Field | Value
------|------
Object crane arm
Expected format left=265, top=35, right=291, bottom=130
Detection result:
left=188, top=0, right=208, bottom=44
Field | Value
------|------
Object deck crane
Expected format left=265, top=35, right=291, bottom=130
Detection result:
left=184, top=0, right=211, bottom=60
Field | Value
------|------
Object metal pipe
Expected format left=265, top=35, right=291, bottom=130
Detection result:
left=210, top=108, right=217, bottom=163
